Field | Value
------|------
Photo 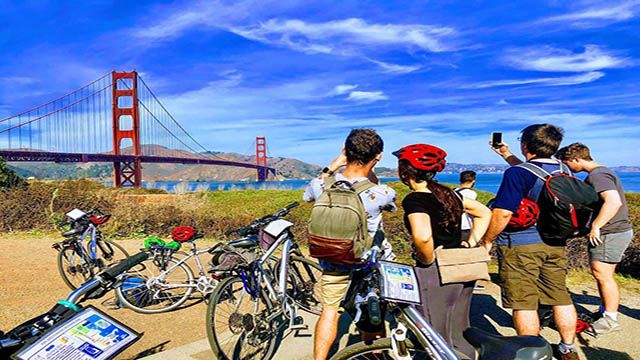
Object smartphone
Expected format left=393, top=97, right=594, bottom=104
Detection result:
left=491, top=132, right=503, bottom=148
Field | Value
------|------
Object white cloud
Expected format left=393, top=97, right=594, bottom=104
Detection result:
left=346, top=90, right=388, bottom=103
left=504, top=45, right=631, bottom=72
left=332, top=84, right=358, bottom=95
left=537, top=1, right=640, bottom=28
left=464, top=71, right=605, bottom=89
left=366, top=59, right=422, bottom=74
left=230, top=18, right=457, bottom=54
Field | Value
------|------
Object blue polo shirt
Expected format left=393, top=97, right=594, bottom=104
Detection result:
left=493, top=159, right=569, bottom=246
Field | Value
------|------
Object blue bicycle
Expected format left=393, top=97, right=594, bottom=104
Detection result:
left=53, top=208, right=129, bottom=290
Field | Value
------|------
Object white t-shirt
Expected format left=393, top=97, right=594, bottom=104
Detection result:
left=303, top=173, right=398, bottom=259
left=454, top=187, right=477, bottom=231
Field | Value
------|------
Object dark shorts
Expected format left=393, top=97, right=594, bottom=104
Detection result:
left=497, top=243, right=572, bottom=310
left=589, top=229, right=633, bottom=264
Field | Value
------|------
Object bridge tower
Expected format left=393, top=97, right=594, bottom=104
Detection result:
left=256, top=136, right=268, bottom=181
left=112, top=71, right=142, bottom=187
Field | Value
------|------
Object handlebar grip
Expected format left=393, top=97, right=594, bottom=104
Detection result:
left=100, top=252, right=149, bottom=281
left=367, top=295, right=382, bottom=326
left=286, top=202, right=299, bottom=210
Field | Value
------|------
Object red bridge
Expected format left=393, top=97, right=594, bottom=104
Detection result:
left=0, top=71, right=276, bottom=186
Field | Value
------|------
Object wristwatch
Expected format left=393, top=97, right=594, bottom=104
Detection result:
left=322, top=167, right=334, bottom=175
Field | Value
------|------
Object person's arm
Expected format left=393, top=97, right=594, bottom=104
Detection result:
left=367, top=168, right=380, bottom=184
left=588, top=190, right=623, bottom=246
left=462, top=198, right=492, bottom=247
left=489, top=141, right=523, bottom=166
left=320, top=153, right=348, bottom=178
left=407, top=213, right=435, bottom=265
left=481, top=209, right=513, bottom=251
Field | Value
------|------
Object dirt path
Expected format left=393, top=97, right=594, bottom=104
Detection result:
left=1, top=235, right=639, bottom=359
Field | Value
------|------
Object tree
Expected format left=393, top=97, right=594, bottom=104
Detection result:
left=0, top=157, right=27, bottom=190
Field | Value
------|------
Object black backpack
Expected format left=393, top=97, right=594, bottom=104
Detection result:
left=518, top=161, right=601, bottom=245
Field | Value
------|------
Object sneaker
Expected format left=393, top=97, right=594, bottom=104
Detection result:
left=590, top=315, right=621, bottom=334
left=552, top=345, right=581, bottom=360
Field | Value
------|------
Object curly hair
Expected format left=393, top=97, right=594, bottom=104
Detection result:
left=556, top=143, right=593, bottom=161
left=344, top=129, right=384, bottom=165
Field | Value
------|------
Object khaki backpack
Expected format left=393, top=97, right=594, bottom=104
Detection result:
left=308, top=177, right=376, bottom=265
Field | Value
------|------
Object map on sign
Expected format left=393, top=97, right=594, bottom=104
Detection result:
left=378, top=261, right=421, bottom=304
left=15, top=307, right=139, bottom=360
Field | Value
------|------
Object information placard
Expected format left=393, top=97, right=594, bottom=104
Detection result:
left=15, top=306, right=139, bottom=360
left=378, top=261, right=421, bottom=304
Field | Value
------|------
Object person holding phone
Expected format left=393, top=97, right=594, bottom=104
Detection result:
left=483, top=124, right=581, bottom=360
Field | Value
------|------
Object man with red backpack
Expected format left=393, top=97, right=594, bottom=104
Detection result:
left=556, top=143, right=633, bottom=335
left=482, top=124, right=581, bottom=360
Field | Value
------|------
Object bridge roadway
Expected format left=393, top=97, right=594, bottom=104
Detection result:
left=0, top=150, right=276, bottom=174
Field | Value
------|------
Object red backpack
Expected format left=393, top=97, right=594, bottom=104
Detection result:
left=517, top=161, right=601, bottom=245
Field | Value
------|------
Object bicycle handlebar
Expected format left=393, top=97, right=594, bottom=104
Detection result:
left=100, top=252, right=149, bottom=282
left=225, top=202, right=299, bottom=237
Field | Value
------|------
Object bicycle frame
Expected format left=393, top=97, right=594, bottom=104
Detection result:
left=392, top=305, right=461, bottom=360
left=149, top=243, right=212, bottom=290
left=64, top=223, right=99, bottom=267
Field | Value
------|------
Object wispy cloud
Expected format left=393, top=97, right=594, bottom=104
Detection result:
left=366, top=59, right=422, bottom=74
left=230, top=18, right=458, bottom=54
left=331, top=84, right=358, bottom=95
left=463, top=71, right=605, bottom=89
left=536, top=1, right=640, bottom=28
left=346, top=90, right=388, bottom=103
left=504, top=45, right=631, bottom=72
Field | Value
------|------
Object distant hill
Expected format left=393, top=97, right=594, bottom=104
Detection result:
left=6, top=146, right=638, bottom=181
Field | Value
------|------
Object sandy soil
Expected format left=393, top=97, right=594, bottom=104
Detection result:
left=1, top=234, right=639, bottom=359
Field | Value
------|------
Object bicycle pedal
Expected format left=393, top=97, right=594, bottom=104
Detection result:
left=288, top=324, right=308, bottom=331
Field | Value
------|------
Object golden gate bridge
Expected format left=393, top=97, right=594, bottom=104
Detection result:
left=0, top=71, right=275, bottom=186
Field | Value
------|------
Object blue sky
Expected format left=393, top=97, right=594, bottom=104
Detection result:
left=1, top=0, right=639, bottom=167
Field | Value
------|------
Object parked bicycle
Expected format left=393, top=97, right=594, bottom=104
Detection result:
left=331, top=245, right=554, bottom=360
left=206, top=201, right=323, bottom=360
left=53, top=208, right=129, bottom=290
left=115, top=226, right=219, bottom=314
left=0, top=252, right=149, bottom=360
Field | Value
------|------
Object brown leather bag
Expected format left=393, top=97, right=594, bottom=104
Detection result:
left=434, top=247, right=491, bottom=284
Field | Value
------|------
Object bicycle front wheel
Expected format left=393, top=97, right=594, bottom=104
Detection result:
left=57, top=245, right=93, bottom=290
left=115, top=255, right=194, bottom=314
left=207, top=275, right=278, bottom=360
left=330, top=338, right=430, bottom=360
left=278, top=255, right=323, bottom=315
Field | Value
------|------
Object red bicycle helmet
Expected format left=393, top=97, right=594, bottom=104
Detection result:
left=392, top=144, right=447, bottom=172
left=171, top=226, right=196, bottom=243
left=507, top=198, right=539, bottom=231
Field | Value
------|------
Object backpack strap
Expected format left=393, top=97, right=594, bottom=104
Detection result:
left=323, top=176, right=337, bottom=190
left=517, top=162, right=552, bottom=181
left=352, top=180, right=376, bottom=195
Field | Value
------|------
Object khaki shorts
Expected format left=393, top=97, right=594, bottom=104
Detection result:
left=319, top=271, right=350, bottom=309
left=498, top=243, right=572, bottom=310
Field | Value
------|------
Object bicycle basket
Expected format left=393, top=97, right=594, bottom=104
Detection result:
left=208, top=244, right=258, bottom=272
left=258, top=228, right=277, bottom=251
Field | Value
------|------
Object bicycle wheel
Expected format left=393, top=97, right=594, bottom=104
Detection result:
left=330, top=338, right=430, bottom=360
left=278, top=255, right=323, bottom=315
left=207, top=275, right=278, bottom=360
left=115, top=255, right=194, bottom=314
left=89, top=239, right=129, bottom=269
left=57, top=244, right=93, bottom=290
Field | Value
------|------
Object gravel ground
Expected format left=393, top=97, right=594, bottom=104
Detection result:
left=1, top=235, right=638, bottom=359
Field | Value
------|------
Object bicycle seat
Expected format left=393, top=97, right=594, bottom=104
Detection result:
left=62, top=228, right=82, bottom=237
left=227, top=236, right=257, bottom=249
left=463, top=327, right=552, bottom=360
